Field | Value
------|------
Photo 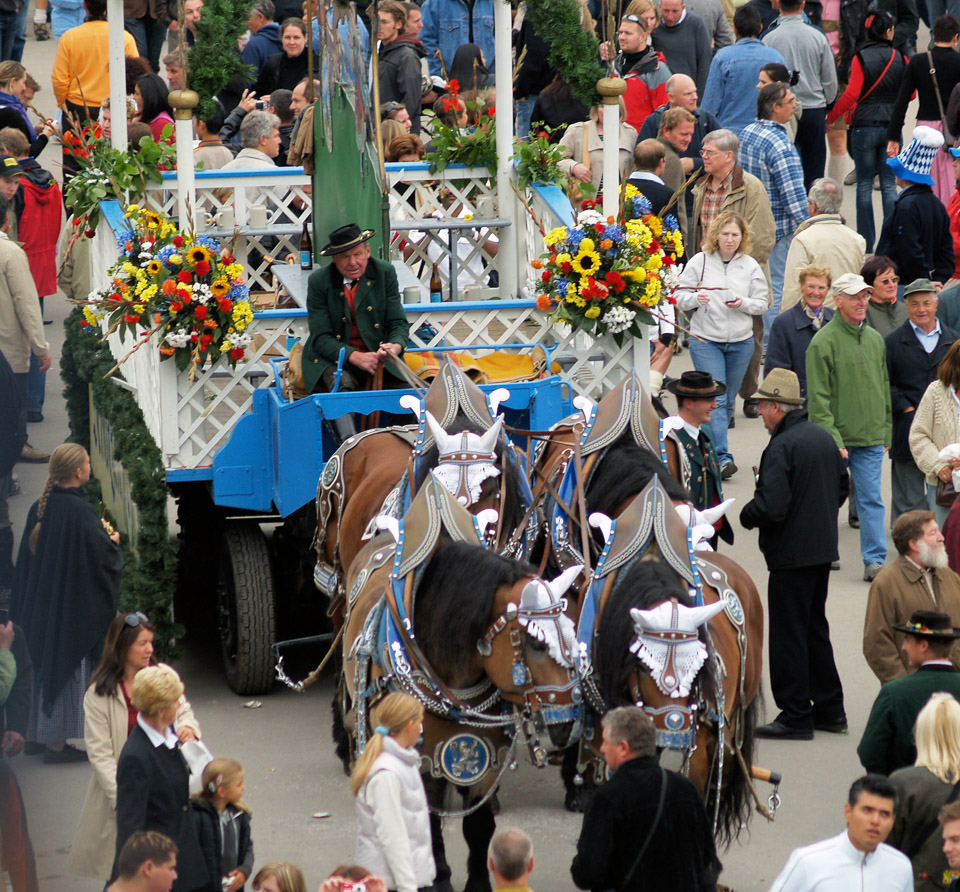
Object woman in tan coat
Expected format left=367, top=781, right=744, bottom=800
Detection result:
left=909, top=341, right=960, bottom=525
left=68, top=613, right=201, bottom=880
left=558, top=103, right=637, bottom=195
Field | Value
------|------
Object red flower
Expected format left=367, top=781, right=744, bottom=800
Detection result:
left=123, top=313, right=140, bottom=324
left=447, top=78, right=460, bottom=95
left=663, top=255, right=675, bottom=267
left=582, top=199, right=597, bottom=210
left=487, top=106, right=495, bottom=118
left=194, top=305, right=208, bottom=320
left=177, top=270, right=192, bottom=283
left=190, top=332, right=199, bottom=343
left=541, top=270, right=551, bottom=283
left=594, top=224, right=605, bottom=234
left=560, top=261, right=573, bottom=275
left=441, top=96, right=457, bottom=112
left=72, top=216, right=83, bottom=227
left=170, top=300, right=183, bottom=312
left=605, top=271, right=626, bottom=293
left=80, top=319, right=89, bottom=328
left=182, top=293, right=192, bottom=305
left=194, top=260, right=211, bottom=276
left=649, top=239, right=660, bottom=253
left=173, top=235, right=184, bottom=248
left=230, top=347, right=245, bottom=360
left=85, top=229, right=96, bottom=238
left=108, top=293, right=122, bottom=302
left=537, top=131, right=549, bottom=139
left=200, top=333, right=214, bottom=347
left=218, top=298, right=233, bottom=314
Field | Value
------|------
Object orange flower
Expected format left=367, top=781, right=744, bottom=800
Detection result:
left=607, top=216, right=615, bottom=224
left=600, top=239, right=613, bottom=250
left=161, top=279, right=177, bottom=295
left=531, top=259, right=543, bottom=269
left=536, top=294, right=553, bottom=311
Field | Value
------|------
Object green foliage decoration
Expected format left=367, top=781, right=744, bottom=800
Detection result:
left=189, top=0, right=254, bottom=120
left=61, top=308, right=183, bottom=660
left=522, top=0, right=602, bottom=107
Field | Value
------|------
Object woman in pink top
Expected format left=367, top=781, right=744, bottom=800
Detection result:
left=133, top=73, right=175, bottom=145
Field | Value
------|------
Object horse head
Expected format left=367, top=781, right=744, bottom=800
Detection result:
left=424, top=410, right=503, bottom=508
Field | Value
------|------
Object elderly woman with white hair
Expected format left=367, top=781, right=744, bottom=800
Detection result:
left=887, top=693, right=960, bottom=891
left=113, top=664, right=208, bottom=891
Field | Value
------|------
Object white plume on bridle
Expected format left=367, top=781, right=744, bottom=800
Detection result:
left=424, top=411, right=502, bottom=507
left=518, top=565, right=582, bottom=668
left=628, top=600, right=725, bottom=698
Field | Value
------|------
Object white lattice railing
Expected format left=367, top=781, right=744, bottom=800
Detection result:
left=145, top=168, right=312, bottom=291
left=93, top=170, right=643, bottom=472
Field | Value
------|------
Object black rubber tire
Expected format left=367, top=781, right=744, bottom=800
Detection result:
left=216, top=521, right=276, bottom=694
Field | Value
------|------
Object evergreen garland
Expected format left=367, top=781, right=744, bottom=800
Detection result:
left=61, top=308, right=183, bottom=659
left=189, top=0, right=255, bottom=120
left=523, top=0, right=603, bottom=107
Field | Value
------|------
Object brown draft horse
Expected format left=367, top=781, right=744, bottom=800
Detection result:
left=579, top=478, right=764, bottom=848
left=334, top=477, right=583, bottom=892
left=315, top=364, right=527, bottom=630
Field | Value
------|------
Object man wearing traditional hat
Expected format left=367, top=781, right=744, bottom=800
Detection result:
left=877, top=126, right=955, bottom=291
left=741, top=369, right=849, bottom=739
left=302, top=223, right=410, bottom=439
left=664, top=370, right=733, bottom=545
left=864, top=510, right=960, bottom=682
left=858, top=610, right=960, bottom=775
left=807, top=271, right=891, bottom=582
left=885, top=278, right=959, bottom=524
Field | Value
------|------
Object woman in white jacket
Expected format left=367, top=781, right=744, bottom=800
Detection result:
left=68, top=612, right=201, bottom=880
left=675, top=210, right=769, bottom=477
left=352, top=692, right=434, bottom=892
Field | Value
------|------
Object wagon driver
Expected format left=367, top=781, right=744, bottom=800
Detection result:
left=302, top=223, right=410, bottom=440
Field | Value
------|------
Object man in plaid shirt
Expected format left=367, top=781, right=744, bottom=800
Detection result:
left=739, top=82, right=809, bottom=350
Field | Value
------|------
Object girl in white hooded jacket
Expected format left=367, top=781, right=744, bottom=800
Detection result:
left=352, top=693, right=435, bottom=892
left=675, top=210, right=769, bottom=476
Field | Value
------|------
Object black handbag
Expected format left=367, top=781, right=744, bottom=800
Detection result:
left=937, top=476, right=958, bottom=509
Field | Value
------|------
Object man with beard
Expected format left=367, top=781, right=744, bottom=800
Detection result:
left=864, top=511, right=960, bottom=683
left=858, top=611, right=960, bottom=775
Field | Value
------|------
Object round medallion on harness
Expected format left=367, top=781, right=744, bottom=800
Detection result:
left=666, top=710, right=685, bottom=731
left=724, top=589, right=744, bottom=625
left=439, top=734, right=491, bottom=785
left=322, top=456, right=340, bottom=487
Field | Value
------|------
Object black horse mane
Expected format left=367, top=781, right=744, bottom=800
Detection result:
left=586, top=435, right=691, bottom=519
left=415, top=414, right=526, bottom=538
left=415, top=541, right=535, bottom=680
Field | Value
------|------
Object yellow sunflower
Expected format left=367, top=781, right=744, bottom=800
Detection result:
left=145, top=259, right=163, bottom=275
left=571, top=250, right=601, bottom=277
left=211, top=279, right=230, bottom=298
left=186, top=245, right=213, bottom=265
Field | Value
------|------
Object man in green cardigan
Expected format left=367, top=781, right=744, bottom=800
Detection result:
left=858, top=610, right=960, bottom=776
left=302, top=223, right=410, bottom=438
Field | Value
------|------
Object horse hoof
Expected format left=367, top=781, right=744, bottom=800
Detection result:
left=565, top=786, right=594, bottom=813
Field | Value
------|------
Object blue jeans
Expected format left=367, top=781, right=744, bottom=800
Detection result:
left=795, top=107, right=827, bottom=191
left=0, top=8, right=21, bottom=61
left=124, top=14, right=167, bottom=72
left=516, top=92, right=540, bottom=141
left=850, top=125, right=897, bottom=253
left=764, top=235, right=792, bottom=350
left=846, top=445, right=887, bottom=566
left=9, top=0, right=26, bottom=61
left=27, top=352, right=44, bottom=415
left=688, top=336, right=754, bottom=466
left=926, top=0, right=960, bottom=22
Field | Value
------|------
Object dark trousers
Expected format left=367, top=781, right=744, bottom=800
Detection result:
left=767, top=563, right=845, bottom=728
left=795, top=106, right=828, bottom=192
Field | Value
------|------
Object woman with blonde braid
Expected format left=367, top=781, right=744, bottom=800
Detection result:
left=352, top=693, right=434, bottom=892
left=11, top=443, right=122, bottom=762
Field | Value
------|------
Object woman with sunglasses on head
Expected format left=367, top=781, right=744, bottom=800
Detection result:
left=11, top=443, right=122, bottom=764
left=68, top=612, right=201, bottom=882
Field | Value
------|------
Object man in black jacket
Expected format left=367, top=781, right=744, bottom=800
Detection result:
left=375, top=0, right=424, bottom=134
left=571, top=706, right=720, bottom=892
left=885, top=278, right=959, bottom=523
left=741, top=369, right=849, bottom=740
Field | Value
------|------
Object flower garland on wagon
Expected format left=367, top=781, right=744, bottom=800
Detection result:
left=80, top=206, right=254, bottom=381
left=531, top=186, right=683, bottom=342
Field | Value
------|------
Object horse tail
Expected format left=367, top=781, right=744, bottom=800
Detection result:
left=331, top=686, right=352, bottom=775
left=714, top=686, right=762, bottom=850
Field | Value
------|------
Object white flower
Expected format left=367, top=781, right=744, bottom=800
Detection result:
left=601, top=305, right=636, bottom=334
left=577, top=209, right=604, bottom=226
left=164, top=329, right=192, bottom=348
left=661, top=265, right=681, bottom=291
left=231, top=331, right=253, bottom=347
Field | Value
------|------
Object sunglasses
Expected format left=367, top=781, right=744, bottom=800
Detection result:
left=124, top=611, right=149, bottom=627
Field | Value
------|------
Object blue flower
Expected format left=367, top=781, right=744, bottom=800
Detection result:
left=636, top=195, right=653, bottom=215
left=664, top=214, right=679, bottom=231
left=156, top=245, right=180, bottom=266
left=227, top=283, right=250, bottom=301
left=194, top=236, right=221, bottom=253
left=556, top=278, right=569, bottom=296
left=568, top=230, right=585, bottom=248
left=604, top=224, right=624, bottom=241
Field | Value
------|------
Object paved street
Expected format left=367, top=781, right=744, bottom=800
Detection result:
left=7, top=18, right=917, bottom=892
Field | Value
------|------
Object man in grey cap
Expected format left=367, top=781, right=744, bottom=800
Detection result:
left=885, top=278, right=958, bottom=524
left=807, top=272, right=892, bottom=581
left=742, top=369, right=849, bottom=739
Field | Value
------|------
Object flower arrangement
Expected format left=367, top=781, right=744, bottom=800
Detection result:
left=423, top=79, right=498, bottom=180
left=530, top=186, right=684, bottom=343
left=81, top=206, right=254, bottom=380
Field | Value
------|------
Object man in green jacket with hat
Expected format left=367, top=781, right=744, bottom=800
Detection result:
left=807, top=271, right=892, bottom=582
left=302, top=222, right=410, bottom=439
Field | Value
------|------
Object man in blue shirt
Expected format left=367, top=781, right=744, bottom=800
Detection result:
left=701, top=6, right=785, bottom=135
left=420, top=0, right=495, bottom=78
left=242, top=0, right=282, bottom=83
left=739, top=81, right=809, bottom=348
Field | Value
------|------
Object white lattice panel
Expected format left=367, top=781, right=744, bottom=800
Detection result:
left=145, top=170, right=312, bottom=291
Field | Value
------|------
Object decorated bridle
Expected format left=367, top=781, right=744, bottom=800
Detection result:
left=425, top=411, right=503, bottom=508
